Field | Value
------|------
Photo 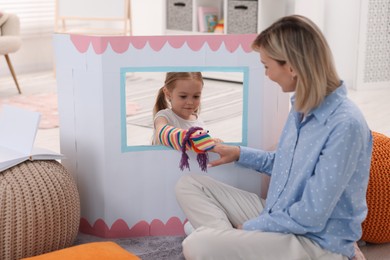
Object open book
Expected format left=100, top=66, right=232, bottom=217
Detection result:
left=0, top=105, right=64, bottom=172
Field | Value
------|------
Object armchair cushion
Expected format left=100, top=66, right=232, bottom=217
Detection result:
left=0, top=12, right=9, bottom=28
left=0, top=12, right=21, bottom=54
left=0, top=12, right=20, bottom=36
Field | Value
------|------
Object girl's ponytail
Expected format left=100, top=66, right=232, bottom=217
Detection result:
left=153, top=86, right=169, bottom=116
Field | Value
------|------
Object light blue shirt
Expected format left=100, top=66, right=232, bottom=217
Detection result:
left=238, top=83, right=372, bottom=259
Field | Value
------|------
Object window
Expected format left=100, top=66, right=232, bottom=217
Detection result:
left=121, top=67, right=248, bottom=151
left=1, top=0, right=55, bottom=36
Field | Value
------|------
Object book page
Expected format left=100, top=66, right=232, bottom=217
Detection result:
left=0, top=105, right=40, bottom=155
left=31, top=147, right=64, bottom=160
left=0, top=146, right=28, bottom=171
left=0, top=146, right=64, bottom=172
left=0, top=105, right=43, bottom=171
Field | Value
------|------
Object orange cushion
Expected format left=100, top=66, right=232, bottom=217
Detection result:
left=21, top=242, right=140, bottom=260
left=361, top=131, right=390, bottom=243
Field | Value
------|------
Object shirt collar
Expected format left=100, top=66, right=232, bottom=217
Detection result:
left=290, top=81, right=347, bottom=124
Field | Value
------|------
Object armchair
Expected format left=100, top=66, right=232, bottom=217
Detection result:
left=0, top=12, right=22, bottom=94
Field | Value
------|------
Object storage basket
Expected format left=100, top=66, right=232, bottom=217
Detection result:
left=227, top=0, right=258, bottom=34
left=166, top=0, right=193, bottom=31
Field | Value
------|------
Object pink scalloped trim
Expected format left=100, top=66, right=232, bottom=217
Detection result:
left=79, top=217, right=185, bottom=238
left=69, top=34, right=257, bottom=54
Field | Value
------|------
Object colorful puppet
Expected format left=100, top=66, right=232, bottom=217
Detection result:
left=158, top=125, right=216, bottom=172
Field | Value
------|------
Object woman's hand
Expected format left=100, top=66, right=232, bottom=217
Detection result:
left=208, top=143, right=240, bottom=167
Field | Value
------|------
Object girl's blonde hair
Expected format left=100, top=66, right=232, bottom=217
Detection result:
left=252, top=15, right=340, bottom=114
left=153, top=72, right=204, bottom=117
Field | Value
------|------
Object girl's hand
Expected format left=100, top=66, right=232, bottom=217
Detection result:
left=213, top=138, right=223, bottom=143
left=208, top=143, right=240, bottom=167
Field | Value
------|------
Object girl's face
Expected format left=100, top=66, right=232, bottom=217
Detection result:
left=259, top=48, right=297, bottom=93
left=165, top=79, right=203, bottom=120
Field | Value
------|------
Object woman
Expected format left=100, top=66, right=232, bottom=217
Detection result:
left=175, top=15, right=372, bottom=260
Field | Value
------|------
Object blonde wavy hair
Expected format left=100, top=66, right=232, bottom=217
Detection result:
left=252, top=15, right=340, bottom=114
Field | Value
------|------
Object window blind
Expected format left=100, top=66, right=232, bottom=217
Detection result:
left=1, top=0, right=55, bottom=36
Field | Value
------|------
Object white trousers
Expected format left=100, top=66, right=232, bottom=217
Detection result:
left=175, top=174, right=347, bottom=260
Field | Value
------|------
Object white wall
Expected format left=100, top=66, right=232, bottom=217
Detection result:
left=292, top=0, right=361, bottom=89
left=293, top=0, right=325, bottom=29
left=131, top=0, right=164, bottom=36
left=324, top=0, right=361, bottom=89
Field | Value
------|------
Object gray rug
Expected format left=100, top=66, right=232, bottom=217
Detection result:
left=74, top=233, right=185, bottom=260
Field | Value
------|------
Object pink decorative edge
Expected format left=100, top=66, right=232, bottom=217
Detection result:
left=79, top=217, right=186, bottom=238
left=69, top=34, right=258, bottom=54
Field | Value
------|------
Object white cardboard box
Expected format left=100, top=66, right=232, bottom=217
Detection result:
left=53, top=33, right=289, bottom=237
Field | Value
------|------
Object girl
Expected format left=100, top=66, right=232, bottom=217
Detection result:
left=153, top=72, right=217, bottom=236
left=152, top=72, right=206, bottom=145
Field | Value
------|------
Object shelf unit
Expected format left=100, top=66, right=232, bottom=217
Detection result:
left=164, top=0, right=287, bottom=35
